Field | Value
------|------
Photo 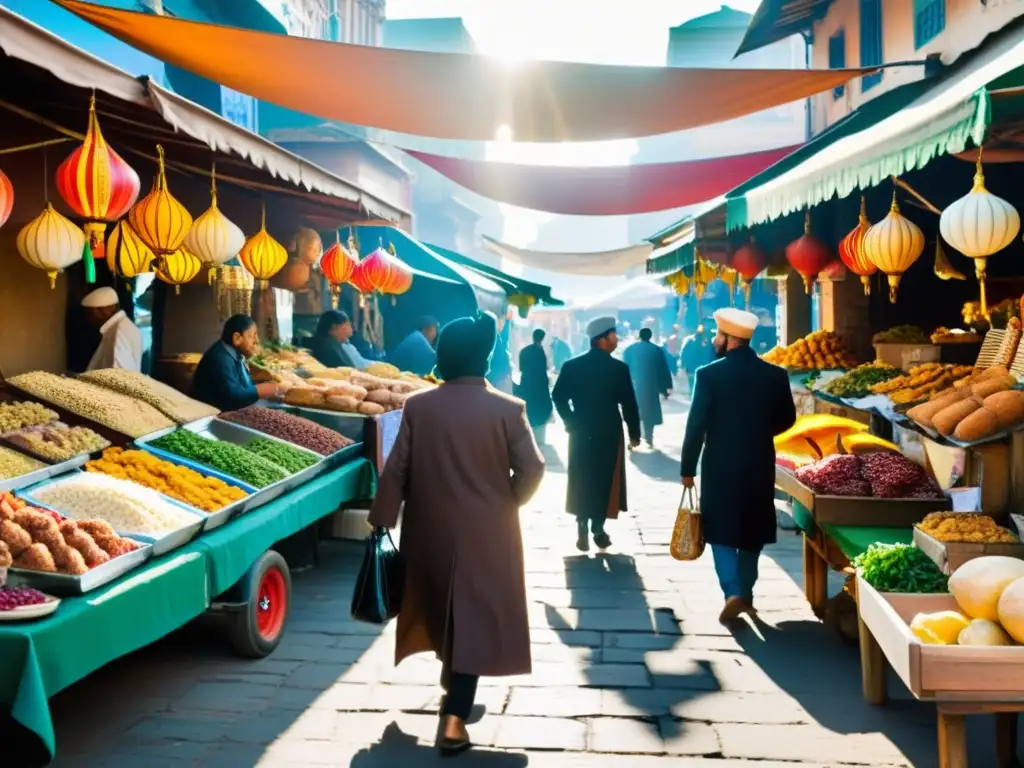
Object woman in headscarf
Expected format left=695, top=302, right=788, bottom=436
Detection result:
left=369, top=312, right=545, bottom=757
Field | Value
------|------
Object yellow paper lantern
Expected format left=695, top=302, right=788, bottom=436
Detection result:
left=718, top=267, right=738, bottom=306
left=939, top=153, right=1020, bottom=316
left=183, top=169, right=245, bottom=283
left=106, top=219, right=154, bottom=278
left=16, top=202, right=85, bottom=289
left=156, top=247, right=202, bottom=295
left=238, top=203, right=287, bottom=289
left=863, top=193, right=925, bottom=303
left=129, top=144, right=192, bottom=256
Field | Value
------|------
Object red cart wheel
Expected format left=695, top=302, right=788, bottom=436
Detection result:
left=229, top=551, right=291, bottom=658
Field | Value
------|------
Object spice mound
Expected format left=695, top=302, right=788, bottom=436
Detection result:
left=917, top=512, right=1019, bottom=544
left=0, top=401, right=59, bottom=434
left=5, top=423, right=111, bottom=462
left=0, top=446, right=46, bottom=479
left=149, top=429, right=288, bottom=489
left=9, top=371, right=174, bottom=438
left=86, top=447, right=248, bottom=513
left=29, top=473, right=197, bottom=535
left=220, top=406, right=352, bottom=456
left=79, top=369, right=219, bottom=424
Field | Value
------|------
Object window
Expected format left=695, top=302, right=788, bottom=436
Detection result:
left=914, top=0, right=946, bottom=49
left=859, top=0, right=883, bottom=92
left=828, top=30, right=846, bottom=99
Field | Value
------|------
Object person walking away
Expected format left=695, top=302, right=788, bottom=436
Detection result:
left=487, top=317, right=514, bottom=393
left=664, top=324, right=682, bottom=378
left=192, top=314, right=280, bottom=411
left=389, top=316, right=439, bottom=375
left=680, top=308, right=796, bottom=622
left=552, top=316, right=641, bottom=552
left=681, top=325, right=712, bottom=396
left=551, top=336, right=572, bottom=372
left=369, top=312, right=545, bottom=757
left=307, top=310, right=370, bottom=370
left=81, top=287, right=143, bottom=372
left=518, top=328, right=554, bottom=444
left=623, top=327, right=673, bottom=448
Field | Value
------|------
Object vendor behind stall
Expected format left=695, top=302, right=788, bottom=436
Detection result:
left=308, top=310, right=369, bottom=370
left=81, top=287, right=143, bottom=372
left=192, top=314, right=279, bottom=411
left=389, top=316, right=439, bottom=376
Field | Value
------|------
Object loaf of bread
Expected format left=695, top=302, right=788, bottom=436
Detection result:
left=285, top=388, right=326, bottom=407
left=983, top=390, right=1024, bottom=429
left=953, top=407, right=1001, bottom=442
left=324, top=395, right=361, bottom=413
left=933, top=396, right=983, bottom=437
left=977, top=365, right=1010, bottom=382
left=971, top=375, right=1015, bottom=398
left=910, top=388, right=970, bottom=427
left=325, top=382, right=368, bottom=401
left=357, top=401, right=386, bottom=415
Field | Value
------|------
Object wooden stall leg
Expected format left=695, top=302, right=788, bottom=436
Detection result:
left=996, top=712, right=1021, bottom=768
left=857, top=613, right=887, bottom=705
left=937, top=711, right=968, bottom=768
left=810, top=535, right=828, bottom=615
left=802, top=534, right=819, bottom=613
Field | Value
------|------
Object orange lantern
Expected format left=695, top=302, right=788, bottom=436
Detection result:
left=731, top=237, right=767, bottom=309
left=319, top=232, right=359, bottom=307
left=838, top=197, right=876, bottom=295
left=129, top=145, right=192, bottom=258
left=55, top=95, right=141, bottom=274
left=381, top=244, right=413, bottom=296
left=357, top=242, right=394, bottom=293
left=785, top=212, right=832, bottom=294
left=349, top=260, right=376, bottom=294
left=238, top=203, right=287, bottom=289
left=0, top=167, right=13, bottom=230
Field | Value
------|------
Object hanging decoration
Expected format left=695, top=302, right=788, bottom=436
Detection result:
left=238, top=201, right=287, bottom=289
left=939, top=150, right=1020, bottom=317
left=838, top=197, right=876, bottom=295
left=129, top=145, right=192, bottom=262
left=155, top=247, right=203, bottom=295
left=718, top=267, right=738, bottom=306
left=863, top=192, right=925, bottom=303
left=731, top=236, right=767, bottom=309
left=183, top=165, right=245, bottom=283
left=356, top=241, right=395, bottom=293
left=106, top=219, right=154, bottom=279
left=508, top=292, right=536, bottom=319
left=785, top=212, right=831, bottom=294
left=290, top=227, right=324, bottom=266
left=383, top=244, right=413, bottom=298
left=665, top=270, right=690, bottom=297
left=319, top=232, right=359, bottom=308
left=216, top=265, right=255, bottom=322
left=16, top=202, right=86, bottom=289
left=0, top=167, right=13, bottom=230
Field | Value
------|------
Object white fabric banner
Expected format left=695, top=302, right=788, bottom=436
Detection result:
left=481, top=235, right=653, bottom=277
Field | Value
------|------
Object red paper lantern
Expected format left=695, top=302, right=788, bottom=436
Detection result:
left=731, top=236, right=766, bottom=309
left=785, top=212, right=831, bottom=294
left=838, top=196, right=876, bottom=295
left=319, top=234, right=359, bottom=307
left=55, top=95, right=140, bottom=259
left=0, top=167, right=12, bottom=230
left=358, top=244, right=394, bottom=292
left=349, top=259, right=376, bottom=294
left=385, top=257, right=413, bottom=296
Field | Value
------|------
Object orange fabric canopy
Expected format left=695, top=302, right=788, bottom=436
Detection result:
left=55, top=0, right=875, bottom=143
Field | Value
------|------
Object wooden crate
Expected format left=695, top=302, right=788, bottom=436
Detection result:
left=913, top=526, right=1024, bottom=575
left=857, top=575, right=1024, bottom=701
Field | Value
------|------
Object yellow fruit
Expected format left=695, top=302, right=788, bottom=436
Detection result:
left=949, top=556, right=1024, bottom=620
left=997, top=577, right=1024, bottom=643
left=910, top=610, right=970, bottom=645
left=958, top=618, right=1013, bottom=646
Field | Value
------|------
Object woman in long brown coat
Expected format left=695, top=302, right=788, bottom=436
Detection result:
left=369, top=312, right=545, bottom=757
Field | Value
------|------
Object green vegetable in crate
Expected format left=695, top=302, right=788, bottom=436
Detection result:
left=243, top=437, right=319, bottom=474
left=821, top=363, right=903, bottom=398
left=149, top=429, right=287, bottom=488
left=853, top=542, right=949, bottom=594
left=872, top=325, right=929, bottom=344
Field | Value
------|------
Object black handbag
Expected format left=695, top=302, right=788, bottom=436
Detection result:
left=351, top=527, right=405, bottom=625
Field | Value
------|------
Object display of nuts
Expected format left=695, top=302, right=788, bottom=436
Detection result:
left=220, top=406, right=353, bottom=456
left=79, top=369, right=219, bottom=424
left=0, top=446, right=45, bottom=479
left=0, top=401, right=58, bottom=434
left=6, top=422, right=111, bottom=462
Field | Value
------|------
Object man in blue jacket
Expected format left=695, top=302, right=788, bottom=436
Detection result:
left=389, top=316, right=439, bottom=376
left=192, top=314, right=279, bottom=412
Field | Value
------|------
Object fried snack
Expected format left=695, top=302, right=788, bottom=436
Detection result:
left=60, top=521, right=110, bottom=567
left=0, top=540, right=10, bottom=567
left=953, top=407, right=1001, bottom=443
left=357, top=401, right=385, bottom=416
left=285, top=388, right=326, bottom=407
left=78, top=520, right=136, bottom=558
left=51, top=543, right=88, bottom=575
left=0, top=519, right=32, bottom=557
left=13, top=542, right=56, bottom=572
left=984, top=390, right=1024, bottom=429
left=933, top=397, right=983, bottom=436
left=917, top=512, right=1019, bottom=543
left=908, top=391, right=966, bottom=428
left=14, top=509, right=60, bottom=538
left=324, top=382, right=368, bottom=400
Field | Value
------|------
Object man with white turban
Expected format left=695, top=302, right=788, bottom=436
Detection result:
left=81, top=287, right=143, bottom=372
left=680, top=308, right=796, bottom=622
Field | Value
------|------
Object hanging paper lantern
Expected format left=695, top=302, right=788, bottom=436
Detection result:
left=357, top=242, right=395, bottom=293
left=16, top=202, right=85, bottom=289
left=382, top=244, right=413, bottom=297
left=349, top=259, right=376, bottom=294
left=106, top=219, right=154, bottom=278
left=55, top=95, right=140, bottom=277
left=319, top=233, right=359, bottom=308
left=155, top=247, right=203, bottom=295
left=183, top=170, right=245, bottom=283
left=939, top=153, right=1020, bottom=317
left=838, top=196, right=876, bottom=295
left=863, top=193, right=925, bottom=303
left=785, top=212, right=831, bottom=294
left=731, top=237, right=767, bottom=309
left=508, top=292, right=537, bottom=319
left=238, top=203, right=288, bottom=290
left=290, top=227, right=324, bottom=266
left=0, top=167, right=13, bottom=230
left=129, top=145, right=192, bottom=258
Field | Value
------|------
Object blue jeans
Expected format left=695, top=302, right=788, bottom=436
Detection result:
left=711, top=544, right=762, bottom=603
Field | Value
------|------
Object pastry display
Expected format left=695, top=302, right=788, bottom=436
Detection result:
left=762, top=330, right=859, bottom=371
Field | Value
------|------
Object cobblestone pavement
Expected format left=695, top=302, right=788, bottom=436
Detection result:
left=48, top=398, right=1002, bottom=766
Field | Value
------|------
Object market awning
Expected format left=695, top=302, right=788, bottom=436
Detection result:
left=424, top=243, right=564, bottom=306
left=404, top=144, right=800, bottom=216
left=735, top=0, right=835, bottom=57
left=726, top=22, right=1024, bottom=230
left=481, top=236, right=652, bottom=278
left=53, top=0, right=880, bottom=143
left=0, top=4, right=409, bottom=225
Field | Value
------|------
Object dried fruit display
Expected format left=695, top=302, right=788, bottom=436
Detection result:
left=0, top=401, right=58, bottom=434
left=86, top=447, right=247, bottom=513
left=762, top=330, right=858, bottom=371
left=5, top=422, right=110, bottom=462
left=242, top=436, right=319, bottom=474
left=149, top=429, right=288, bottom=488
left=870, top=363, right=975, bottom=405
left=795, top=454, right=871, bottom=497
left=78, top=369, right=219, bottom=424
left=860, top=452, right=944, bottom=499
left=0, top=586, right=48, bottom=610
left=8, top=371, right=174, bottom=438
left=30, top=473, right=198, bottom=535
left=917, top=512, right=1019, bottom=544
left=0, top=446, right=45, bottom=479
left=220, top=406, right=352, bottom=456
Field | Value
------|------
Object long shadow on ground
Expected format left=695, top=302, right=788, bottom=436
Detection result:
left=350, top=722, right=528, bottom=766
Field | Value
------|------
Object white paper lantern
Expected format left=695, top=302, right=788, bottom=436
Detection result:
left=863, top=194, right=925, bottom=303
left=16, top=202, right=85, bottom=289
left=183, top=176, right=245, bottom=282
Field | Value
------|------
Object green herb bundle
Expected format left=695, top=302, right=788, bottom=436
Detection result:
left=853, top=542, right=948, bottom=593
left=821, top=365, right=903, bottom=398
left=150, top=429, right=288, bottom=489
left=243, top=436, right=319, bottom=474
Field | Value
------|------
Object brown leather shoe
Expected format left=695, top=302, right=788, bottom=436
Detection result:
left=439, top=715, right=471, bottom=757
left=719, top=596, right=749, bottom=623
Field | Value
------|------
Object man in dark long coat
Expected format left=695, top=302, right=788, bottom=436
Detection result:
left=680, top=308, right=796, bottom=622
left=552, top=316, right=641, bottom=552
left=623, top=327, right=673, bottom=447
left=517, top=328, right=554, bottom=444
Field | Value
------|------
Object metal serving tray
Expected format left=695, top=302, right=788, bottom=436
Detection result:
left=20, top=474, right=206, bottom=557
left=0, top=453, right=89, bottom=493
left=4, top=538, right=152, bottom=596
left=136, top=418, right=330, bottom=510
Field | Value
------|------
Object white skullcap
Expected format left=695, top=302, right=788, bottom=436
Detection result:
left=586, top=316, right=617, bottom=339
left=81, top=287, right=119, bottom=308
left=713, top=308, right=758, bottom=340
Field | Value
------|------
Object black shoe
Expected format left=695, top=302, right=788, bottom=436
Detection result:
left=440, top=737, right=472, bottom=757
left=576, top=531, right=590, bottom=552
left=593, top=532, right=612, bottom=550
